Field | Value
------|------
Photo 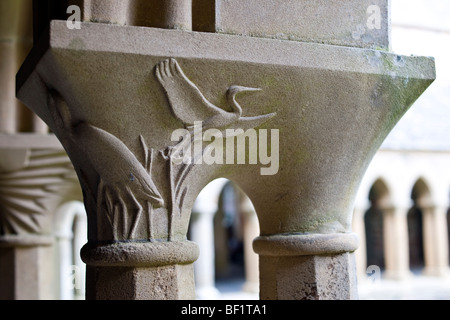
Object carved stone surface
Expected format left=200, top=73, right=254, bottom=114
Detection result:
left=18, top=21, right=434, bottom=239
left=17, top=21, right=435, bottom=299
left=0, top=134, right=81, bottom=236
left=0, top=134, right=82, bottom=300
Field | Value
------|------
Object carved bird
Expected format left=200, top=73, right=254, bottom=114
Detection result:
left=47, top=90, right=165, bottom=210
left=155, top=58, right=276, bottom=132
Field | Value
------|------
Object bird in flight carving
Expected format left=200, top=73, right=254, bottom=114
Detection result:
left=155, top=58, right=276, bottom=160
left=155, top=58, right=276, bottom=132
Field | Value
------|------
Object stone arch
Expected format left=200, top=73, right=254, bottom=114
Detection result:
left=212, top=180, right=259, bottom=296
left=364, top=178, right=392, bottom=271
left=53, top=201, right=87, bottom=300
left=189, top=178, right=259, bottom=299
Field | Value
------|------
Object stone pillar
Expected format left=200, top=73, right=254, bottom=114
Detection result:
left=70, top=0, right=192, bottom=30
left=69, top=0, right=129, bottom=25
left=0, top=0, right=46, bottom=133
left=422, top=206, right=450, bottom=277
left=161, top=0, right=192, bottom=30
left=0, top=235, right=54, bottom=300
left=254, top=233, right=359, bottom=300
left=18, top=1, right=435, bottom=300
left=54, top=201, right=87, bottom=300
left=0, top=135, right=82, bottom=300
left=353, top=207, right=368, bottom=278
left=81, top=241, right=198, bottom=300
left=190, top=179, right=227, bottom=299
left=240, top=194, right=260, bottom=294
left=383, top=207, right=413, bottom=280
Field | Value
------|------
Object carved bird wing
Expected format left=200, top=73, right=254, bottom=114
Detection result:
left=155, top=58, right=227, bottom=126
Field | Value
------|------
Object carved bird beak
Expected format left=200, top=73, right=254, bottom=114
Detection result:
left=228, top=85, right=262, bottom=95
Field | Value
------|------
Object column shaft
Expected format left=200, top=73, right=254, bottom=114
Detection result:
left=383, top=208, right=412, bottom=280
left=81, top=241, right=199, bottom=300
left=254, top=233, right=359, bottom=300
left=190, top=210, right=220, bottom=299
left=422, top=207, right=450, bottom=276
left=0, top=236, right=54, bottom=300
left=352, top=208, right=368, bottom=278
left=241, top=198, right=260, bottom=293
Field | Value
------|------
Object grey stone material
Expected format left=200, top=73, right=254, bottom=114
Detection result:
left=259, top=253, right=358, bottom=300
left=16, top=20, right=434, bottom=300
left=196, top=0, right=391, bottom=49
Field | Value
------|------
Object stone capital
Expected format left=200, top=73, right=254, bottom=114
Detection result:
left=16, top=19, right=435, bottom=300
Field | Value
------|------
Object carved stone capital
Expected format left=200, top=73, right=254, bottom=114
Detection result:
left=17, top=20, right=435, bottom=299
left=0, top=134, right=81, bottom=236
left=17, top=21, right=435, bottom=243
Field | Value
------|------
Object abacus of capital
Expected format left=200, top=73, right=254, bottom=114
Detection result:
left=16, top=0, right=435, bottom=300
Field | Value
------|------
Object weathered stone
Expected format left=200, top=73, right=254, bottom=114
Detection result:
left=16, top=18, right=434, bottom=299
left=194, top=0, right=391, bottom=49
left=82, top=241, right=199, bottom=299
left=69, top=0, right=193, bottom=30
left=259, top=253, right=358, bottom=300
left=254, top=233, right=359, bottom=299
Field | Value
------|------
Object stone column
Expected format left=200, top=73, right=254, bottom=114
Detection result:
left=0, top=135, right=81, bottom=300
left=81, top=241, right=198, bottom=300
left=190, top=179, right=227, bottom=299
left=0, top=0, right=46, bottom=134
left=422, top=206, right=450, bottom=277
left=69, top=0, right=130, bottom=25
left=383, top=207, right=413, bottom=280
left=240, top=194, right=260, bottom=294
left=0, top=235, right=54, bottom=300
left=161, top=0, right=192, bottom=30
left=54, top=201, right=87, bottom=300
left=352, top=207, right=368, bottom=279
left=70, top=0, right=192, bottom=30
left=18, top=1, right=434, bottom=300
left=254, top=233, right=359, bottom=300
